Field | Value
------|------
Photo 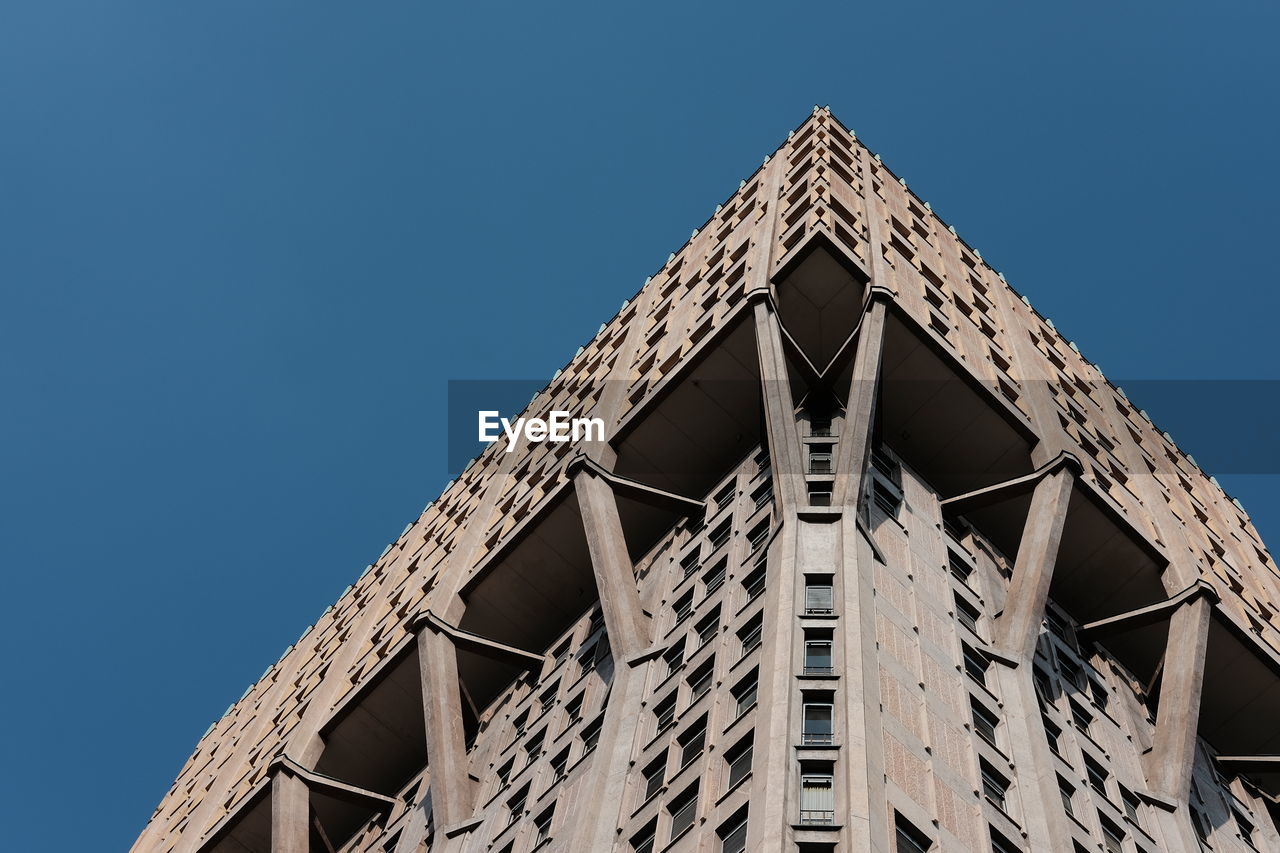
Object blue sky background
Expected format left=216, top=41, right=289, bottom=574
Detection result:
left=2, top=2, right=1277, bottom=848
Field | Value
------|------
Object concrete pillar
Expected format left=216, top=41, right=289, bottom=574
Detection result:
left=752, top=299, right=806, bottom=508
left=573, top=468, right=651, bottom=657
left=835, top=298, right=887, bottom=507
left=270, top=769, right=310, bottom=853
left=995, top=466, right=1074, bottom=659
left=418, top=627, right=473, bottom=831
left=1149, top=594, right=1212, bottom=800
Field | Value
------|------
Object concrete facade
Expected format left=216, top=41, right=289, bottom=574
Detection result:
left=134, top=109, right=1280, bottom=853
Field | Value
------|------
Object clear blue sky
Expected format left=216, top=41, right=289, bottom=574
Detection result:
left=2, top=2, right=1277, bottom=849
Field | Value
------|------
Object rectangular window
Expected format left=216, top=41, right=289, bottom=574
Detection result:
left=725, top=734, right=753, bottom=788
left=971, top=698, right=999, bottom=747
left=549, top=748, right=570, bottom=784
left=871, top=478, right=902, bottom=516
left=949, top=547, right=974, bottom=585
left=642, top=753, right=666, bottom=802
left=742, top=564, right=766, bottom=601
left=703, top=561, right=726, bottom=595
left=688, top=659, right=714, bottom=703
left=810, top=417, right=832, bottom=437
left=809, top=450, right=833, bottom=474
left=630, top=821, right=656, bottom=853
left=1088, top=678, right=1109, bottom=711
left=653, top=693, right=677, bottom=734
left=668, top=784, right=699, bottom=840
left=980, top=760, right=1009, bottom=811
left=713, top=482, right=736, bottom=512
left=733, top=669, right=758, bottom=716
left=696, top=607, right=721, bottom=647
left=809, top=486, right=833, bottom=507
left=563, top=693, right=583, bottom=725
left=719, top=810, right=748, bottom=853
left=804, top=632, right=834, bottom=675
left=746, top=520, right=770, bottom=552
left=802, top=696, right=835, bottom=745
left=672, top=591, right=694, bottom=625
left=989, top=827, right=1022, bottom=853
left=506, top=784, right=529, bottom=826
left=678, top=717, right=706, bottom=767
left=680, top=549, right=701, bottom=579
left=1070, top=701, right=1093, bottom=737
left=540, top=683, right=559, bottom=714
left=894, top=812, right=933, bottom=852
left=871, top=447, right=901, bottom=484
left=1099, top=813, right=1125, bottom=853
left=1043, top=718, right=1062, bottom=756
left=580, top=716, right=602, bottom=755
left=799, top=767, right=835, bottom=825
left=1121, top=788, right=1141, bottom=827
left=805, top=578, right=835, bottom=615
left=751, top=482, right=772, bottom=511
left=1084, top=755, right=1109, bottom=797
left=524, top=730, right=544, bottom=767
left=739, top=615, right=763, bottom=657
left=963, top=644, right=990, bottom=687
left=1058, top=776, right=1075, bottom=817
left=955, top=593, right=982, bottom=635
left=533, top=806, right=554, bottom=846
left=709, top=518, right=732, bottom=549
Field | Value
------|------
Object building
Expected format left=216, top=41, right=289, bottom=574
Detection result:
left=133, top=108, right=1280, bottom=853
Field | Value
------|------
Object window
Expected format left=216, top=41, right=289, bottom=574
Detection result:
left=663, top=641, right=685, bottom=678
left=971, top=698, right=1000, bottom=747
left=653, top=693, right=677, bottom=734
left=718, top=809, right=749, bottom=853
left=980, top=760, right=1009, bottom=811
left=630, top=821, right=656, bottom=853
left=742, top=564, right=766, bottom=601
left=733, top=669, right=758, bottom=716
left=496, top=757, right=514, bottom=788
left=802, top=694, right=835, bottom=745
left=871, top=446, right=901, bottom=484
left=1191, top=807, right=1211, bottom=843
left=588, top=608, right=605, bottom=636
left=1121, top=788, right=1141, bottom=827
left=810, top=417, right=832, bottom=437
left=963, top=644, right=990, bottom=687
left=1060, top=658, right=1084, bottom=692
left=1043, top=718, right=1062, bottom=756
left=642, top=753, right=666, bottom=801
left=747, top=520, right=770, bottom=552
left=506, top=784, right=529, bottom=826
left=672, top=591, right=694, bottom=625
left=949, top=547, right=974, bottom=585
left=1070, top=701, right=1093, bottom=737
left=1058, top=776, right=1075, bottom=817
left=533, top=806, right=554, bottom=846
left=989, top=826, right=1022, bottom=853
left=713, top=482, right=736, bottom=512
left=579, top=641, right=600, bottom=676
left=696, top=607, right=721, bottom=647
left=739, top=615, right=763, bottom=657
left=809, top=450, right=833, bottom=474
left=809, top=486, right=833, bottom=507
left=688, top=659, right=714, bottom=703
left=540, top=683, right=559, bottom=714
left=804, top=631, right=834, bottom=675
left=805, top=577, right=835, bottom=615
left=703, top=561, right=726, bottom=595
left=580, top=716, right=602, bottom=755
left=678, top=717, right=706, bottom=767
left=800, top=769, right=835, bottom=825
left=680, top=549, right=701, bottom=579
left=871, top=478, right=902, bottom=516
left=1033, top=665, right=1054, bottom=703
left=1088, top=678, right=1109, bottom=712
left=1046, top=607, right=1077, bottom=650
left=1084, top=754, right=1109, bottom=797
left=894, top=812, right=933, bottom=853
left=511, top=710, right=529, bottom=738
left=709, top=518, right=732, bottom=549
left=668, top=784, right=699, bottom=840
left=549, top=748, right=570, bottom=784
left=955, top=593, right=982, bottom=635
left=563, top=693, right=583, bottom=725
left=524, top=729, right=544, bottom=767
left=1099, top=813, right=1125, bottom=853
left=551, top=639, right=571, bottom=669
left=1235, top=806, right=1257, bottom=848
left=725, top=735, right=753, bottom=788
left=751, top=482, right=772, bottom=511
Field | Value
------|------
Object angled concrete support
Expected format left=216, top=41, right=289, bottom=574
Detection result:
left=417, top=626, right=473, bottom=832
left=573, top=466, right=652, bottom=657
left=834, top=297, right=887, bottom=507
left=271, top=767, right=310, bottom=853
left=751, top=296, right=807, bottom=508
left=995, top=461, right=1078, bottom=659
left=1149, top=593, right=1213, bottom=801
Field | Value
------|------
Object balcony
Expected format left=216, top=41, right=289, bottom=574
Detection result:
left=801, top=731, right=835, bottom=746
left=799, top=810, right=836, bottom=826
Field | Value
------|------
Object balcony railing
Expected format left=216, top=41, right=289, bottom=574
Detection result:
left=799, top=810, right=835, bottom=825
left=801, top=731, right=835, bottom=746
left=803, top=665, right=834, bottom=676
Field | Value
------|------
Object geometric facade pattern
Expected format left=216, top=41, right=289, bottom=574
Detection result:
left=133, top=108, right=1280, bottom=853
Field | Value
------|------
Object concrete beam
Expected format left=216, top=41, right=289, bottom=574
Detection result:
left=1148, top=593, right=1213, bottom=801
left=940, top=451, right=1081, bottom=516
left=567, top=454, right=706, bottom=516
left=995, top=464, right=1076, bottom=659
left=417, top=627, right=473, bottom=830
left=1079, top=581, right=1219, bottom=640
left=411, top=611, right=546, bottom=669
left=270, top=767, right=310, bottom=853
left=751, top=297, right=807, bottom=508
left=834, top=298, right=887, bottom=507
